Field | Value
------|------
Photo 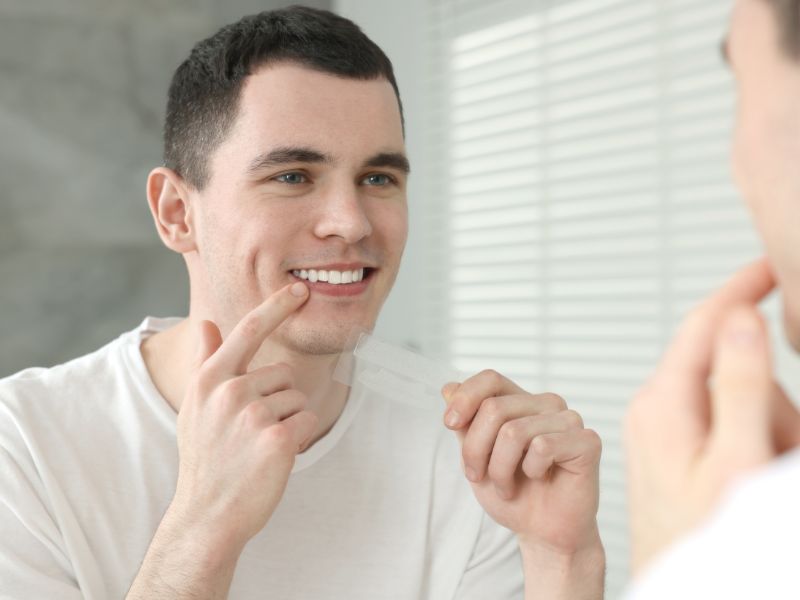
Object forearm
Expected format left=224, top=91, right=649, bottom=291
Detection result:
left=126, top=503, right=244, bottom=600
left=519, top=533, right=605, bottom=600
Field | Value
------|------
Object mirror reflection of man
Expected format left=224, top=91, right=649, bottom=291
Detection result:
left=625, top=0, right=800, bottom=597
left=0, top=7, right=605, bottom=599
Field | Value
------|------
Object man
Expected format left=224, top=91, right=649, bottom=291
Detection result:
left=0, top=7, right=604, bottom=599
left=625, top=0, right=800, bottom=597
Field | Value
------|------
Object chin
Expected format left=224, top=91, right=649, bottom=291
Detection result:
left=279, top=318, right=374, bottom=356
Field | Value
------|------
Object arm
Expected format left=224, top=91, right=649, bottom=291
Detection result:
left=125, top=502, right=245, bottom=600
left=519, top=534, right=605, bottom=600
left=127, top=283, right=317, bottom=599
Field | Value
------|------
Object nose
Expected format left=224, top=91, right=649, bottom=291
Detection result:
left=312, top=183, right=373, bottom=243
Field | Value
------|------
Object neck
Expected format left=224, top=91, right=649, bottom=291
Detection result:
left=140, top=317, right=350, bottom=448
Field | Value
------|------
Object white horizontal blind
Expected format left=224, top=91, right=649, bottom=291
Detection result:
left=421, top=1, right=779, bottom=597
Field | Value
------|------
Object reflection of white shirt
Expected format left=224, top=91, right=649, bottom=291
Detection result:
left=624, top=448, right=800, bottom=600
left=0, top=318, right=522, bottom=600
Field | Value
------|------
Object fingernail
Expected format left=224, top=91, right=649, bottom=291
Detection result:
left=726, top=323, right=760, bottom=346
left=465, top=467, right=478, bottom=482
left=445, top=408, right=460, bottom=428
left=290, top=282, right=308, bottom=297
left=728, top=330, right=759, bottom=346
left=724, top=311, right=762, bottom=347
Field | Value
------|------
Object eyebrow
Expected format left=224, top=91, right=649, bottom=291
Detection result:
left=246, top=146, right=411, bottom=175
left=363, top=152, right=411, bottom=174
left=720, top=35, right=731, bottom=66
left=247, top=146, right=333, bottom=174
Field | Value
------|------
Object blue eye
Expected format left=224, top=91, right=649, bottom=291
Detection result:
left=364, top=174, right=393, bottom=186
left=275, top=172, right=308, bottom=185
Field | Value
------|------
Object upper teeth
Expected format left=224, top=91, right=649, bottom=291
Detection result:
left=292, top=268, right=366, bottom=284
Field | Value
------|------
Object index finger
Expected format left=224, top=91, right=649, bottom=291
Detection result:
left=442, top=369, right=529, bottom=430
left=657, top=257, right=776, bottom=383
left=206, top=282, right=309, bottom=376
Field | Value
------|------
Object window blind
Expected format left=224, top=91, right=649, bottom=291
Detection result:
left=420, top=1, right=793, bottom=597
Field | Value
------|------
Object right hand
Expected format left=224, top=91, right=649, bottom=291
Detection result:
left=171, top=281, right=318, bottom=550
left=625, top=259, right=800, bottom=572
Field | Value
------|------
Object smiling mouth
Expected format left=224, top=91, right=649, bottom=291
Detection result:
left=290, top=267, right=374, bottom=285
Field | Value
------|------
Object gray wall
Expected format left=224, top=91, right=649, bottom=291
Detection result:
left=0, top=0, right=330, bottom=377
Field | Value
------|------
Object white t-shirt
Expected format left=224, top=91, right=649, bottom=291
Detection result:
left=0, top=318, right=523, bottom=600
left=624, top=447, right=800, bottom=599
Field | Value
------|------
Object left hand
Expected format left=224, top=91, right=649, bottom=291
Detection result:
left=442, top=370, right=602, bottom=555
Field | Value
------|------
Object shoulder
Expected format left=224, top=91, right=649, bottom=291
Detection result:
left=0, top=326, right=142, bottom=447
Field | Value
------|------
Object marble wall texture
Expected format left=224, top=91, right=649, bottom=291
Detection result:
left=0, top=0, right=331, bottom=377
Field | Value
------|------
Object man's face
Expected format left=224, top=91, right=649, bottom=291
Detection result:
left=190, top=63, right=409, bottom=356
left=729, top=0, right=800, bottom=348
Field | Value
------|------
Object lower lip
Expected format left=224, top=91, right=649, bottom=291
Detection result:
left=289, top=272, right=373, bottom=297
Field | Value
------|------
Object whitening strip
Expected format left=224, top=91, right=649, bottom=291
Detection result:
left=333, top=331, right=464, bottom=410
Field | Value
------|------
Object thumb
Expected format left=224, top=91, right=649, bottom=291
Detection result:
left=441, top=381, right=460, bottom=405
left=709, top=306, right=774, bottom=465
left=441, top=381, right=466, bottom=443
left=194, top=319, right=223, bottom=370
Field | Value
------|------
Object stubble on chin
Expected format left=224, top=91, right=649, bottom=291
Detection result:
left=275, top=319, right=368, bottom=357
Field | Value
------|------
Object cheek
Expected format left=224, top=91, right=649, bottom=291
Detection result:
left=732, top=106, right=760, bottom=204
left=381, top=203, right=409, bottom=255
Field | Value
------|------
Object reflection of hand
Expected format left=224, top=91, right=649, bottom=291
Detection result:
left=442, top=370, right=602, bottom=556
left=625, top=258, right=800, bottom=573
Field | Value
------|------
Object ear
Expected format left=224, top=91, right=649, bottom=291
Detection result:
left=146, top=167, right=197, bottom=254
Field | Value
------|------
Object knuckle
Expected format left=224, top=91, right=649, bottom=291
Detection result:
left=221, top=377, right=248, bottom=400
left=260, top=423, right=295, bottom=454
left=532, top=435, right=551, bottom=455
left=243, top=401, right=273, bottom=427
left=214, top=379, right=246, bottom=412
left=542, top=392, right=567, bottom=410
left=238, top=313, right=264, bottom=339
left=480, top=369, right=503, bottom=385
left=498, top=421, right=525, bottom=445
left=480, top=397, right=504, bottom=423
left=562, top=409, right=584, bottom=429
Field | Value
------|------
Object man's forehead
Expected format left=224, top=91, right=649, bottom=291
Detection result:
left=240, top=63, right=400, bottom=112
left=233, top=65, right=403, bottom=140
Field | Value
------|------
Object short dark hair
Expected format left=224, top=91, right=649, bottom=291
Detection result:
left=164, top=5, right=404, bottom=190
left=765, top=0, right=800, bottom=59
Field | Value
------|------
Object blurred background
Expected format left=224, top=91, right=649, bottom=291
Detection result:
left=3, top=0, right=799, bottom=597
